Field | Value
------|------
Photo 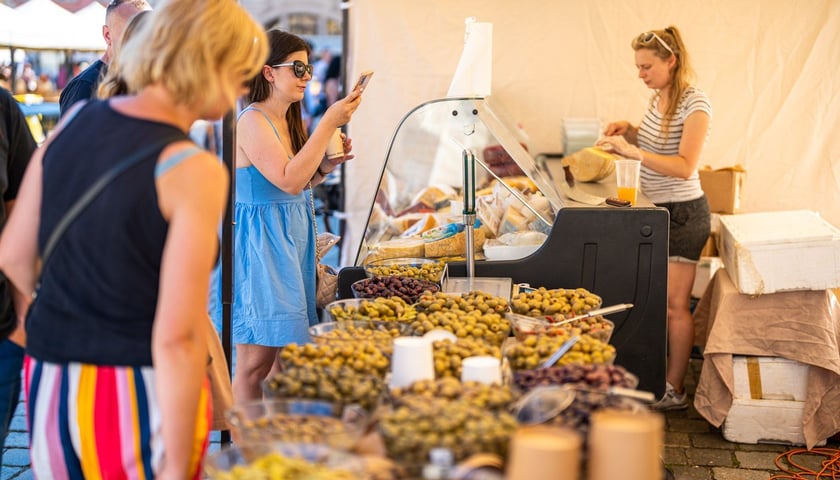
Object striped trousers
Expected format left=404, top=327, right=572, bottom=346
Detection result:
left=23, top=356, right=211, bottom=479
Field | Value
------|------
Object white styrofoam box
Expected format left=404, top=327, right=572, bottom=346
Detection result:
left=732, top=356, right=808, bottom=401
left=710, top=213, right=721, bottom=234
left=691, top=256, right=723, bottom=299
left=718, top=210, right=840, bottom=294
left=723, top=398, right=827, bottom=446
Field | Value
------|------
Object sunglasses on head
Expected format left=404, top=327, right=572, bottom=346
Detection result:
left=271, top=60, right=314, bottom=79
left=638, top=31, right=674, bottom=56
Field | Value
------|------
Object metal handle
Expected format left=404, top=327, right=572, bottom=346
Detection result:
left=540, top=336, right=580, bottom=369
left=551, top=303, right=634, bottom=326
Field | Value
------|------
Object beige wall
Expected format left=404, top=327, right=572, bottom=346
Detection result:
left=341, top=0, right=840, bottom=265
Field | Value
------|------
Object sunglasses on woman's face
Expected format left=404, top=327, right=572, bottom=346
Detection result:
left=638, top=31, right=674, bottom=55
left=271, top=60, right=314, bottom=79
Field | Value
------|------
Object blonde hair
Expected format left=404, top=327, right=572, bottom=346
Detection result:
left=120, top=0, right=267, bottom=112
left=97, top=10, right=151, bottom=99
left=632, top=26, right=695, bottom=136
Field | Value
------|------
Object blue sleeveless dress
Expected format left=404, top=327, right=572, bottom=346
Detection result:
left=208, top=106, right=318, bottom=347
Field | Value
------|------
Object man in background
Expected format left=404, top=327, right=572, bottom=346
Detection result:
left=0, top=86, right=36, bottom=472
left=59, top=0, right=151, bottom=117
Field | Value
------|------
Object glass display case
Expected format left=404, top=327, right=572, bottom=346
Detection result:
left=355, top=96, right=562, bottom=266
left=341, top=96, right=670, bottom=398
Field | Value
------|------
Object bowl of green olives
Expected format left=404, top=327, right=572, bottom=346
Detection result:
left=502, top=334, right=617, bottom=371
left=226, top=399, right=369, bottom=452
left=309, top=320, right=414, bottom=349
left=263, top=363, right=386, bottom=412
left=322, top=297, right=417, bottom=324
left=363, top=257, right=446, bottom=284
left=510, top=287, right=602, bottom=318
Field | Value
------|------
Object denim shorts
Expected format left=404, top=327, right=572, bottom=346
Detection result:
left=656, top=195, right=711, bottom=262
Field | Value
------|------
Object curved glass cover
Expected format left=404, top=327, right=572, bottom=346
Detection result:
left=355, top=96, right=562, bottom=266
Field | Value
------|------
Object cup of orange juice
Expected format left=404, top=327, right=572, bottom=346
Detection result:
left=614, top=159, right=641, bottom=206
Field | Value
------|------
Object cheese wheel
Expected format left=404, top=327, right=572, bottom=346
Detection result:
left=566, top=147, right=618, bottom=182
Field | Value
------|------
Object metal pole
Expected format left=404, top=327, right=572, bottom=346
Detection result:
left=220, top=109, right=235, bottom=447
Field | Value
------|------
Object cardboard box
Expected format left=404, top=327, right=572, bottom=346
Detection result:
left=691, top=256, right=723, bottom=299
left=699, top=233, right=718, bottom=258
left=723, top=398, right=827, bottom=446
left=719, top=210, right=840, bottom=294
left=699, top=166, right=745, bottom=214
left=732, top=356, right=808, bottom=401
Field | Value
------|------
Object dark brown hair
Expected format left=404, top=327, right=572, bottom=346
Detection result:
left=246, top=29, right=311, bottom=154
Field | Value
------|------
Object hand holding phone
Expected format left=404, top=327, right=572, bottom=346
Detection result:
left=353, top=70, right=374, bottom=93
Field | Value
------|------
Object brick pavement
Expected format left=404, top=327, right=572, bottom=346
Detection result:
left=663, top=358, right=840, bottom=480
left=3, top=357, right=838, bottom=479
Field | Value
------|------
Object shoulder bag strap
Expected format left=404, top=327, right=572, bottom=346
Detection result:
left=40, top=134, right=185, bottom=268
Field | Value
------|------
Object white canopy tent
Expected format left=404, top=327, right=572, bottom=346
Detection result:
left=340, top=0, right=840, bottom=265
left=4, top=0, right=105, bottom=51
left=70, top=1, right=107, bottom=52
left=0, top=4, right=20, bottom=47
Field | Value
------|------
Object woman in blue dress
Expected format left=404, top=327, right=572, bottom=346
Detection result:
left=209, top=30, right=362, bottom=402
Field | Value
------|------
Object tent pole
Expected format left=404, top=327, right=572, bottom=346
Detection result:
left=220, top=109, right=235, bottom=447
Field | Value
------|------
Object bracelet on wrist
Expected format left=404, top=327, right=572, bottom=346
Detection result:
left=317, top=166, right=329, bottom=177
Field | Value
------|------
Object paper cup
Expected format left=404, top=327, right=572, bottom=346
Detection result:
left=461, top=356, right=502, bottom=385
left=507, top=426, right=582, bottom=480
left=326, top=128, right=344, bottom=159
left=587, top=409, right=664, bottom=480
left=390, top=337, right=434, bottom=388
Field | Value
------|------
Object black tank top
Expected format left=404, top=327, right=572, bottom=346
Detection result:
left=26, top=100, right=189, bottom=366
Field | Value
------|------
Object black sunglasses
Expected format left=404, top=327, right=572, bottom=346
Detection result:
left=271, top=60, right=314, bottom=79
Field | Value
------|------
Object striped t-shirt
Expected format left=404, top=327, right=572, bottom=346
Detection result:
left=637, top=86, right=712, bottom=204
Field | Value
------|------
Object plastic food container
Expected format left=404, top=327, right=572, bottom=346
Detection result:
left=512, top=364, right=639, bottom=393
left=509, top=287, right=602, bottom=318
left=363, top=257, right=447, bottom=284
left=351, top=275, right=440, bottom=303
left=204, top=443, right=365, bottom=479
left=507, top=312, right=615, bottom=343
left=226, top=399, right=369, bottom=452
left=263, top=364, right=386, bottom=413
left=502, top=335, right=616, bottom=371
left=308, top=320, right=414, bottom=348
left=322, top=297, right=415, bottom=323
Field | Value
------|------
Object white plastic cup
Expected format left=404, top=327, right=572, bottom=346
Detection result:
left=390, top=337, right=435, bottom=388
left=461, top=355, right=502, bottom=385
left=423, top=329, right=458, bottom=343
left=326, top=128, right=344, bottom=159
left=614, top=159, right=641, bottom=206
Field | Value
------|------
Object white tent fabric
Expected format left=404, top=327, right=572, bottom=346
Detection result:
left=5, top=0, right=104, bottom=51
left=0, top=4, right=20, bottom=46
left=71, top=1, right=107, bottom=52
left=341, top=0, right=840, bottom=266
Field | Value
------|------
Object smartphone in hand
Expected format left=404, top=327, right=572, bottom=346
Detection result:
left=353, top=71, right=374, bottom=93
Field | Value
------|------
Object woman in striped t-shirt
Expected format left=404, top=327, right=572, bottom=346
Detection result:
left=597, top=26, right=711, bottom=411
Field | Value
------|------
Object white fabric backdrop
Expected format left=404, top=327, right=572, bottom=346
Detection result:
left=340, top=0, right=840, bottom=265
